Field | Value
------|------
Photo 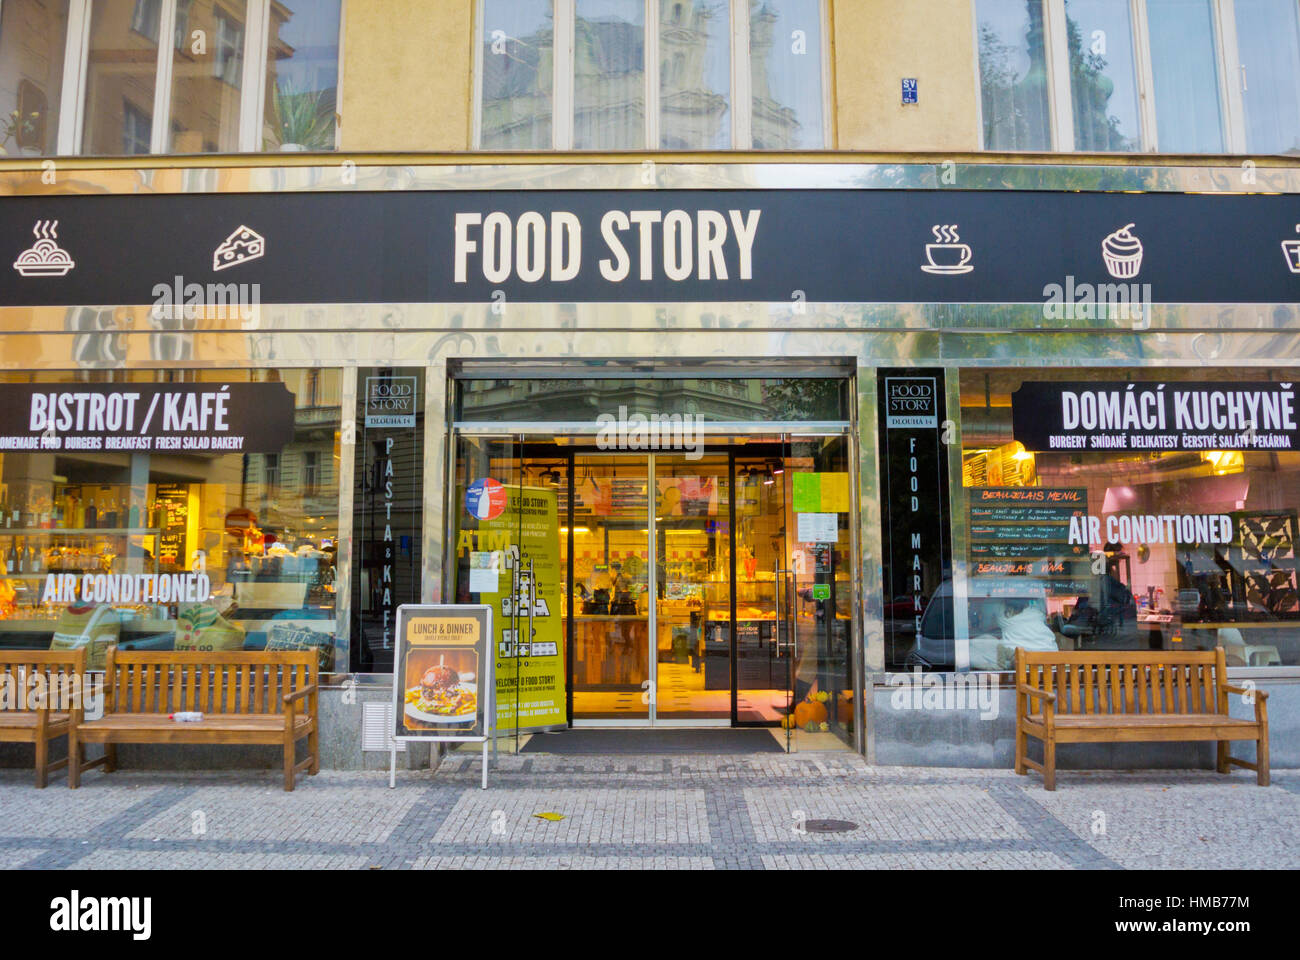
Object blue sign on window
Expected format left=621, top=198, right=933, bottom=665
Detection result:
left=902, top=78, right=918, bottom=104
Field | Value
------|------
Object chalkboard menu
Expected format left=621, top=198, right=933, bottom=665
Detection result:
left=969, top=488, right=1089, bottom=595
left=153, top=483, right=190, bottom=568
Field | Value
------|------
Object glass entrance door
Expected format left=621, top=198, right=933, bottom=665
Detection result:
left=570, top=454, right=652, bottom=723
left=781, top=435, right=857, bottom=750
left=654, top=454, right=731, bottom=723
left=570, top=452, right=734, bottom=725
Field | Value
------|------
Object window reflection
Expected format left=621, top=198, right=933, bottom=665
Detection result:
left=262, top=0, right=341, bottom=151
left=480, top=0, right=554, bottom=150
left=1064, top=0, right=1140, bottom=152
left=0, top=0, right=69, bottom=157
left=1146, top=0, right=1224, bottom=152
left=750, top=0, right=824, bottom=149
left=575, top=0, right=645, bottom=149
left=1235, top=0, right=1300, bottom=155
left=82, top=0, right=161, bottom=155
left=168, top=0, right=246, bottom=153
left=455, top=378, right=851, bottom=423
left=976, top=0, right=1052, bottom=151
left=659, top=0, right=731, bottom=149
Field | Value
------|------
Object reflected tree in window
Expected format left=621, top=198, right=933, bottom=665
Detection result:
left=978, top=0, right=1051, bottom=150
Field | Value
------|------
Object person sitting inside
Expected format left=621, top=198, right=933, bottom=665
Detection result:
left=969, top=598, right=1059, bottom=670
left=1066, top=595, right=1098, bottom=628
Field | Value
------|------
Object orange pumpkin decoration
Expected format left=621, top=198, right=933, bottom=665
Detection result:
left=793, top=699, right=828, bottom=728
left=838, top=692, right=855, bottom=725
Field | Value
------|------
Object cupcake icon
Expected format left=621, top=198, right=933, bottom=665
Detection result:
left=1102, top=222, right=1143, bottom=278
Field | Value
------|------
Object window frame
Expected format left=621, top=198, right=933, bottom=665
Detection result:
left=472, top=0, right=833, bottom=151
left=47, top=0, right=345, bottom=156
left=975, top=0, right=1276, bottom=153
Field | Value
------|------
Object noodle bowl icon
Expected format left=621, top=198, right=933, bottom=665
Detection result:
left=13, top=220, right=75, bottom=277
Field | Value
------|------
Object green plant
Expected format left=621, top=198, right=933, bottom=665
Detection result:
left=1, top=109, right=39, bottom=150
left=269, top=82, right=335, bottom=150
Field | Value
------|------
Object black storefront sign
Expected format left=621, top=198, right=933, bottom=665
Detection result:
left=351, top=368, right=424, bottom=673
left=1012, top=381, right=1300, bottom=453
left=0, top=381, right=293, bottom=453
left=3, top=189, right=1300, bottom=306
left=878, top=370, right=953, bottom=671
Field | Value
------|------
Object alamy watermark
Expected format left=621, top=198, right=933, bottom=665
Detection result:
left=595, top=405, right=704, bottom=460
left=151, top=275, right=260, bottom=324
left=0, top=670, right=104, bottom=720
left=1042, top=275, right=1152, bottom=324
left=888, top=668, right=1000, bottom=720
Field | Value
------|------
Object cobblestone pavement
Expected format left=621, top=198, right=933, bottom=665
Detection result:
left=2, top=753, right=1298, bottom=870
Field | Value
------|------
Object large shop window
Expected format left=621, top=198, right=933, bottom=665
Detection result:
left=0, top=0, right=341, bottom=156
left=975, top=0, right=1300, bottom=154
left=0, top=369, right=342, bottom=673
left=476, top=0, right=829, bottom=150
left=939, top=369, right=1300, bottom=673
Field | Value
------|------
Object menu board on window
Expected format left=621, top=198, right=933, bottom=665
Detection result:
left=153, top=484, right=189, bottom=568
left=969, top=487, right=1089, bottom=595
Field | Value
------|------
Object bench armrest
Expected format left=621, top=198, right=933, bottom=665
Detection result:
left=282, top=684, right=317, bottom=706
left=1016, top=683, right=1057, bottom=703
left=1223, top=685, right=1269, bottom=701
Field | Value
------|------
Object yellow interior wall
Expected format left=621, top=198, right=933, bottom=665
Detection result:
left=830, top=0, right=981, bottom=151
left=339, top=0, right=474, bottom=152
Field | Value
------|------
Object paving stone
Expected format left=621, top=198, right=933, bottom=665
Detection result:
left=125, top=782, right=423, bottom=844
left=430, top=788, right=710, bottom=845
left=744, top=784, right=1030, bottom=843
left=759, top=851, right=1074, bottom=869
left=71, top=850, right=374, bottom=870
left=1023, top=772, right=1300, bottom=870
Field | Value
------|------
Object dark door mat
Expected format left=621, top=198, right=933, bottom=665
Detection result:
left=520, top=728, right=784, bottom=755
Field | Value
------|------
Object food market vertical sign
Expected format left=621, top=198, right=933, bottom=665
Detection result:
left=393, top=604, right=493, bottom=740
left=877, top=369, right=953, bottom=668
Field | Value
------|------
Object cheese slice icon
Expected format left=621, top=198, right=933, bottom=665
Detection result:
left=213, top=225, right=265, bottom=271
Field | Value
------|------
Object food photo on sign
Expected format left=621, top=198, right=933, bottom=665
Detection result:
left=402, top=649, right=479, bottom=727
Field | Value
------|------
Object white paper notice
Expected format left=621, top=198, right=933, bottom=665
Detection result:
left=469, top=551, right=501, bottom=593
left=797, top=513, right=838, bottom=543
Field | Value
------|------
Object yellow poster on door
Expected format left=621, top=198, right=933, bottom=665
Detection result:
left=465, top=484, right=566, bottom=732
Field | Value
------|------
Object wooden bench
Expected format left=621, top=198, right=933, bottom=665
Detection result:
left=1015, top=647, right=1269, bottom=791
left=0, top=649, right=87, bottom=787
left=73, top=648, right=319, bottom=791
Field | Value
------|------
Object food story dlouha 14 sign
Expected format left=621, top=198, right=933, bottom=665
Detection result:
left=0, top=382, right=294, bottom=453
left=393, top=604, right=493, bottom=741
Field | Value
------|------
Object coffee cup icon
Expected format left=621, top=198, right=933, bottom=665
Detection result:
left=922, top=225, right=974, bottom=274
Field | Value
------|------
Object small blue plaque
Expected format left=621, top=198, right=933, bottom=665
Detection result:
left=902, top=78, right=918, bottom=104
